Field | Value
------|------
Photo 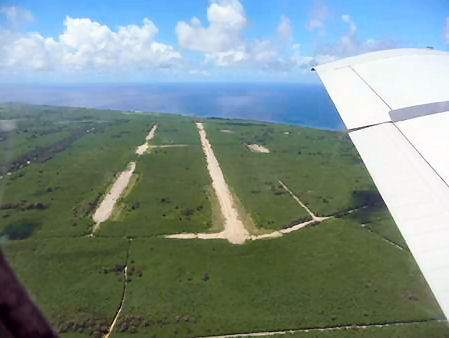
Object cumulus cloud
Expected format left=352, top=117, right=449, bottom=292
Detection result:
left=175, top=0, right=246, bottom=53
left=59, top=17, right=180, bottom=69
left=0, top=2, right=403, bottom=79
left=205, top=49, right=247, bottom=66
left=306, top=1, right=329, bottom=34
left=205, top=39, right=305, bottom=73
left=0, top=16, right=181, bottom=73
left=1, top=32, right=60, bottom=70
left=176, top=1, right=300, bottom=72
left=445, top=17, right=449, bottom=45
left=277, top=15, right=292, bottom=41
left=0, top=6, right=34, bottom=29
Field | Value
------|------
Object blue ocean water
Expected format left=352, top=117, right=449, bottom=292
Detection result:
left=0, top=83, right=343, bottom=130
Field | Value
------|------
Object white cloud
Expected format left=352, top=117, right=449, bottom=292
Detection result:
left=291, top=44, right=314, bottom=68
left=175, top=0, right=246, bottom=53
left=308, top=14, right=398, bottom=66
left=306, top=1, right=329, bottom=34
left=176, top=1, right=301, bottom=72
left=205, top=39, right=302, bottom=72
left=1, top=32, right=60, bottom=70
left=0, top=2, right=312, bottom=77
left=0, top=16, right=181, bottom=73
left=445, top=17, right=449, bottom=45
left=1, top=2, right=402, bottom=80
left=205, top=49, right=247, bottom=66
left=277, top=15, right=292, bottom=41
left=59, top=17, right=180, bottom=69
left=0, top=6, right=34, bottom=29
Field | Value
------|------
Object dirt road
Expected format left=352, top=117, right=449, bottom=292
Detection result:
left=92, top=162, right=136, bottom=233
left=135, top=124, right=158, bottom=155
left=92, top=124, right=158, bottom=234
left=196, top=122, right=249, bottom=244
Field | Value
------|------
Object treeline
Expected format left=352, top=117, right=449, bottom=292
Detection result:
left=0, top=126, right=94, bottom=175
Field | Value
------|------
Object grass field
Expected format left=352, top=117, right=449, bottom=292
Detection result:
left=0, top=104, right=154, bottom=238
left=2, top=237, right=128, bottom=337
left=111, top=216, right=442, bottom=337
left=98, top=145, right=215, bottom=237
left=97, top=115, right=215, bottom=237
left=346, top=206, right=409, bottom=250
left=203, top=121, right=312, bottom=230
left=204, top=119, right=377, bottom=220
left=0, top=104, right=445, bottom=338
left=152, top=114, right=201, bottom=145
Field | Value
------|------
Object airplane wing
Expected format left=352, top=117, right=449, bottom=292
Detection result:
left=314, top=48, right=449, bottom=319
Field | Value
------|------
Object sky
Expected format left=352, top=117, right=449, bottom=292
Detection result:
left=0, top=0, right=448, bottom=83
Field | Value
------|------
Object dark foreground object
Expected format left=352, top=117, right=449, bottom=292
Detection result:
left=0, top=250, right=57, bottom=338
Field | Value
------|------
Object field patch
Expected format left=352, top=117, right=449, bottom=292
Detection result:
left=0, top=220, right=40, bottom=239
left=2, top=237, right=128, bottom=337
left=152, top=115, right=200, bottom=145
left=205, top=120, right=376, bottom=220
left=204, top=122, right=312, bottom=230
left=112, top=216, right=443, bottom=337
left=98, top=144, right=214, bottom=237
left=0, top=105, right=445, bottom=338
left=246, top=144, right=270, bottom=153
left=0, top=110, right=154, bottom=238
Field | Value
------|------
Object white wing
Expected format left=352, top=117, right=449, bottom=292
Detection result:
left=314, top=48, right=449, bottom=319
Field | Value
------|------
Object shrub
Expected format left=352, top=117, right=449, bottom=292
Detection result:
left=1, top=221, right=40, bottom=240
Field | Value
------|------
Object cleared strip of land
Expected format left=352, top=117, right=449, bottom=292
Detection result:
left=278, top=180, right=330, bottom=222
left=148, top=144, right=188, bottom=149
left=200, top=121, right=313, bottom=230
left=166, top=203, right=372, bottom=242
left=135, top=124, right=158, bottom=155
left=98, top=120, right=213, bottom=238
left=205, top=119, right=378, bottom=218
left=92, top=124, right=158, bottom=233
left=166, top=125, right=339, bottom=243
left=196, top=122, right=249, bottom=244
left=246, top=144, right=270, bottom=153
left=167, top=137, right=338, bottom=243
left=92, top=162, right=136, bottom=232
left=162, top=122, right=253, bottom=243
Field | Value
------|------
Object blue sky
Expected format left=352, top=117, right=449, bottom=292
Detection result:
left=0, top=0, right=448, bottom=83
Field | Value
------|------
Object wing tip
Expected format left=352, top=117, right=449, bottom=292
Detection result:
left=314, top=48, right=449, bottom=73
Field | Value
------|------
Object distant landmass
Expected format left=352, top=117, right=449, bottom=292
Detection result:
left=0, top=83, right=343, bottom=130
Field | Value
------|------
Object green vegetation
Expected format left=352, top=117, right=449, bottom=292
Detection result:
left=98, top=145, right=214, bottom=237
left=2, top=237, right=128, bottom=337
left=0, top=104, right=445, bottom=338
left=204, top=121, right=312, bottom=230
left=113, top=216, right=442, bottom=337
left=98, top=115, right=215, bottom=237
left=205, top=119, right=377, bottom=222
left=346, top=206, right=408, bottom=249
left=152, top=113, right=201, bottom=145
left=0, top=104, right=154, bottom=237
left=0, top=220, right=41, bottom=239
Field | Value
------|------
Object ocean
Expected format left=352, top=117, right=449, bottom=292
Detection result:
left=0, top=83, right=343, bottom=130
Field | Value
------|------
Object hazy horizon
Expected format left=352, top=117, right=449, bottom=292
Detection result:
left=0, top=82, right=343, bottom=130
